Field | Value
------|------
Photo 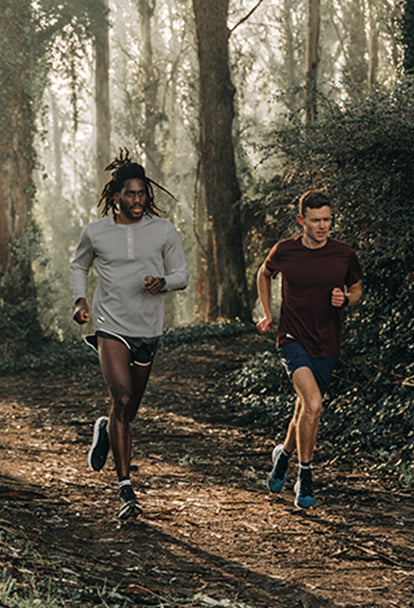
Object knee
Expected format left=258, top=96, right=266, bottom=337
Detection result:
left=112, top=391, right=135, bottom=422
left=303, top=397, right=322, bottom=420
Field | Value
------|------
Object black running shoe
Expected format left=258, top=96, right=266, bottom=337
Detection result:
left=88, top=416, right=110, bottom=471
left=119, top=485, right=142, bottom=519
left=294, top=476, right=317, bottom=510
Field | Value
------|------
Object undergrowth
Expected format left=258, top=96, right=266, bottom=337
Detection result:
left=0, top=320, right=253, bottom=375
left=223, top=349, right=414, bottom=489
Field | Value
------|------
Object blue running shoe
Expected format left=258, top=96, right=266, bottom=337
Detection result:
left=88, top=416, right=110, bottom=471
left=268, top=444, right=289, bottom=493
left=294, top=477, right=317, bottom=510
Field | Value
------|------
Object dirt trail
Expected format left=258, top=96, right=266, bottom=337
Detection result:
left=0, top=333, right=413, bottom=607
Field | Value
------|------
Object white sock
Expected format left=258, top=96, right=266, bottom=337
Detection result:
left=119, top=478, right=132, bottom=490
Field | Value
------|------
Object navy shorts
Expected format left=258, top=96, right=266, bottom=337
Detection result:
left=278, top=341, right=336, bottom=396
left=85, top=331, right=159, bottom=366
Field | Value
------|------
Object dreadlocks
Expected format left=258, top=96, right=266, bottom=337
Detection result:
left=97, top=148, right=175, bottom=218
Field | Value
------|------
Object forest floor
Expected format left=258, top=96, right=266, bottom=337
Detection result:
left=0, top=332, right=413, bottom=608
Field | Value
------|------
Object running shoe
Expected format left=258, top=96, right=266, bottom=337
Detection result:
left=119, top=485, right=142, bottom=519
left=88, top=416, right=110, bottom=471
left=294, top=477, right=317, bottom=510
left=268, top=444, right=289, bottom=493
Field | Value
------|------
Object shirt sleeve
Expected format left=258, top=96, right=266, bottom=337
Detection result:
left=345, top=249, right=364, bottom=287
left=264, top=242, right=280, bottom=278
left=69, top=225, right=95, bottom=303
left=162, top=222, right=189, bottom=292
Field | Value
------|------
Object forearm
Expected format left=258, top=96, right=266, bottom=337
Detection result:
left=70, top=227, right=93, bottom=302
left=70, top=265, right=89, bottom=303
left=332, top=282, right=362, bottom=308
left=164, top=267, right=189, bottom=292
left=257, top=265, right=272, bottom=318
left=163, top=225, right=189, bottom=292
left=346, top=282, right=362, bottom=306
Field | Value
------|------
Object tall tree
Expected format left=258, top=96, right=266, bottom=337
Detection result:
left=93, top=0, right=111, bottom=192
left=193, top=163, right=217, bottom=323
left=192, top=0, right=251, bottom=322
left=281, top=0, right=302, bottom=111
left=0, top=2, right=38, bottom=309
left=138, top=0, right=160, bottom=176
left=305, top=0, right=320, bottom=124
left=341, top=0, right=368, bottom=98
left=367, top=0, right=379, bottom=91
left=0, top=0, right=99, bottom=348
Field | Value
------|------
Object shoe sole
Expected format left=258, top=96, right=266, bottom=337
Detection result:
left=88, top=416, right=109, bottom=471
left=294, top=481, right=316, bottom=510
left=268, top=444, right=287, bottom=493
left=119, top=501, right=143, bottom=520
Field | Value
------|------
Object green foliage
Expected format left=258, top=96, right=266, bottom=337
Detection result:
left=161, top=319, right=254, bottom=350
left=0, top=224, right=43, bottom=363
left=401, top=0, right=414, bottom=73
left=0, top=336, right=97, bottom=375
left=0, top=567, right=141, bottom=607
left=0, top=568, right=58, bottom=608
left=0, top=320, right=252, bottom=375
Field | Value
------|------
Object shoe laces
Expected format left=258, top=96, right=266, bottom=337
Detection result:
left=274, top=460, right=287, bottom=479
left=299, top=476, right=314, bottom=497
left=120, top=485, right=137, bottom=503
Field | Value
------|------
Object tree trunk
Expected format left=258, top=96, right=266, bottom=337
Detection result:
left=49, top=91, right=63, bottom=201
left=94, top=0, right=111, bottom=193
left=192, top=0, right=251, bottom=322
left=139, top=0, right=161, bottom=178
left=305, top=0, right=320, bottom=125
left=367, top=0, right=378, bottom=92
left=0, top=0, right=37, bottom=302
left=341, top=0, right=367, bottom=98
left=282, top=0, right=299, bottom=112
left=193, top=165, right=218, bottom=323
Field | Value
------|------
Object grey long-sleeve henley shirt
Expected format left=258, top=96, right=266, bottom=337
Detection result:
left=70, top=214, right=189, bottom=338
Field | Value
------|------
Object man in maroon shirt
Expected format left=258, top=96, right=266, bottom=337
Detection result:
left=256, top=190, right=363, bottom=509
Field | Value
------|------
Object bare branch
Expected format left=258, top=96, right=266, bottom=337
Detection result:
left=229, top=0, right=266, bottom=34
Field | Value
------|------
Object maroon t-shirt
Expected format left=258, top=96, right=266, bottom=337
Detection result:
left=265, top=236, right=363, bottom=357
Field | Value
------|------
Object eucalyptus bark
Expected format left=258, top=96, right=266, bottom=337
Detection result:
left=346, top=0, right=368, bottom=96
left=139, top=0, right=160, bottom=177
left=367, top=0, right=378, bottom=92
left=0, top=1, right=37, bottom=303
left=192, top=0, right=251, bottom=322
left=94, top=0, right=111, bottom=193
left=305, top=0, right=320, bottom=125
left=193, top=167, right=218, bottom=323
left=282, top=0, right=299, bottom=111
left=50, top=91, right=63, bottom=201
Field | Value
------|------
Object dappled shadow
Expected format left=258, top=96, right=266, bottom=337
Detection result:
left=0, top=333, right=413, bottom=608
left=0, top=480, right=340, bottom=608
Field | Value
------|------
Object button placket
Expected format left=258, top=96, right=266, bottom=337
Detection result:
left=127, top=227, right=134, bottom=259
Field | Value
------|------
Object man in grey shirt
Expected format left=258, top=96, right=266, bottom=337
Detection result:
left=70, top=149, right=189, bottom=519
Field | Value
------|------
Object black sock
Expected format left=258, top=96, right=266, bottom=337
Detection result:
left=299, top=462, right=312, bottom=480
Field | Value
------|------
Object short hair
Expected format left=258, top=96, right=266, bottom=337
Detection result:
left=98, top=148, right=175, bottom=218
left=298, top=190, right=331, bottom=217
